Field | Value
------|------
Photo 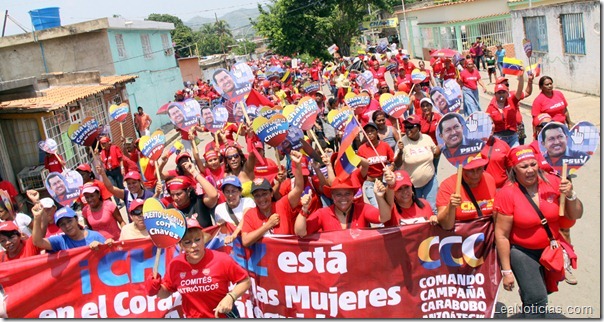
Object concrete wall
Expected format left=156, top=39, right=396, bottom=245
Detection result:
left=401, top=0, right=510, bottom=25
left=0, top=31, right=114, bottom=81
left=178, top=57, right=203, bottom=84
left=107, top=29, right=183, bottom=131
left=511, top=1, right=600, bottom=95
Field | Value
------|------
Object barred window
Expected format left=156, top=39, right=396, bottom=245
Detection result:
left=141, top=34, right=153, bottom=59
left=523, top=16, right=548, bottom=52
left=561, top=13, right=586, bottom=55
left=115, top=33, right=127, bottom=59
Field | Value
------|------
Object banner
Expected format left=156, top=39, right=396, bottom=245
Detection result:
left=1, top=219, right=500, bottom=318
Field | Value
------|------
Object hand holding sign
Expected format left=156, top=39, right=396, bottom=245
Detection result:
left=143, top=198, right=187, bottom=277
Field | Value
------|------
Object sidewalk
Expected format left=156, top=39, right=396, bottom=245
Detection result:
left=409, top=58, right=601, bottom=127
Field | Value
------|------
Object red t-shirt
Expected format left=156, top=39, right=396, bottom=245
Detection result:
left=357, top=141, right=394, bottom=178
left=487, top=95, right=520, bottom=132
left=369, top=66, right=387, bottom=82
left=400, top=62, right=416, bottom=75
left=531, top=90, right=568, bottom=124
left=436, top=172, right=497, bottom=220
left=0, top=181, right=19, bottom=204
left=305, top=201, right=380, bottom=234
left=100, top=145, right=123, bottom=170
left=459, top=69, right=481, bottom=90
left=441, top=65, right=458, bottom=81
left=279, top=177, right=320, bottom=214
left=242, top=196, right=296, bottom=235
left=82, top=199, right=121, bottom=240
left=163, top=250, right=248, bottom=318
left=494, top=174, right=564, bottom=249
left=44, top=154, right=64, bottom=173
left=418, top=112, right=442, bottom=145
left=481, top=138, right=511, bottom=188
left=0, top=238, right=41, bottom=262
left=385, top=198, right=433, bottom=227
left=430, top=58, right=443, bottom=74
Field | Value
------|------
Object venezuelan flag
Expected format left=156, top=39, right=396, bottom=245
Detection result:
left=335, top=145, right=361, bottom=179
left=502, top=57, right=524, bottom=76
left=527, top=61, right=541, bottom=77
left=340, top=117, right=361, bottom=152
left=281, top=69, right=292, bottom=86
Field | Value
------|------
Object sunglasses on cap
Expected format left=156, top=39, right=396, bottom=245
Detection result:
left=404, top=124, right=418, bottom=130
left=131, top=209, right=143, bottom=216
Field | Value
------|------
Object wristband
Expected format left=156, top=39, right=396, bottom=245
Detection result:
left=565, top=190, right=577, bottom=201
left=227, top=292, right=236, bottom=302
left=501, top=270, right=513, bottom=276
left=299, top=209, right=310, bottom=218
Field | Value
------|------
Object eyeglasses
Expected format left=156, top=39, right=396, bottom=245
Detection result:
left=225, top=154, right=240, bottom=160
left=131, top=209, right=143, bottom=216
left=404, top=124, right=418, bottom=130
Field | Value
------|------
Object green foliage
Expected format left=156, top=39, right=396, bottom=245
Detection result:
left=232, top=39, right=258, bottom=56
left=147, top=14, right=196, bottom=57
left=253, top=0, right=393, bottom=57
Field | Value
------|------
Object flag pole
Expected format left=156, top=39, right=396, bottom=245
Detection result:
left=354, top=115, right=387, bottom=169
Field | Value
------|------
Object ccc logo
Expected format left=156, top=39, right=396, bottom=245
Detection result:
left=417, top=233, right=485, bottom=269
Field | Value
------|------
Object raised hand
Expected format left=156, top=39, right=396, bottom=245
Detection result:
left=374, top=180, right=387, bottom=198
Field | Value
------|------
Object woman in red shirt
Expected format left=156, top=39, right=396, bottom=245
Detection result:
left=531, top=76, right=574, bottom=131
left=81, top=182, right=125, bottom=240
left=418, top=98, right=442, bottom=172
left=459, top=59, right=487, bottom=115
left=357, top=122, right=395, bottom=208
left=0, top=221, right=41, bottom=262
left=382, top=170, right=436, bottom=226
left=486, top=75, right=524, bottom=148
left=494, top=145, right=583, bottom=317
left=436, top=153, right=497, bottom=230
left=294, top=174, right=392, bottom=236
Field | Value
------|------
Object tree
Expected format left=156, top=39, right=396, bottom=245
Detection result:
left=232, top=39, right=258, bottom=56
left=196, top=21, right=236, bottom=56
left=146, top=14, right=196, bottom=57
left=253, top=0, right=393, bottom=57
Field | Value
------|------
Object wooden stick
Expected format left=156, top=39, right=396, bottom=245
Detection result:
left=273, top=148, right=283, bottom=171
left=152, top=248, right=161, bottom=278
left=119, top=122, right=124, bottom=138
left=308, top=129, right=326, bottom=155
left=455, top=164, right=463, bottom=195
left=408, top=83, right=416, bottom=95
left=155, top=163, right=162, bottom=183
left=355, top=116, right=387, bottom=169
left=559, top=163, right=568, bottom=217
left=233, top=121, right=244, bottom=142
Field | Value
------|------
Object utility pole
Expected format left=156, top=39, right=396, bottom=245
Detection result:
left=401, top=0, right=411, bottom=53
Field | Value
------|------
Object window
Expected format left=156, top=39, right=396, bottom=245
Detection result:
left=523, top=16, right=548, bottom=52
left=141, top=34, right=153, bottom=59
left=115, top=33, right=127, bottom=59
left=561, top=13, right=585, bottom=55
left=161, top=33, right=173, bottom=56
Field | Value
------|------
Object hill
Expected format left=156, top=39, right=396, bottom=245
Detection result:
left=185, top=7, right=260, bottom=37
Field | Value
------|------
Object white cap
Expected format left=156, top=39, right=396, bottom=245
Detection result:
left=40, top=198, right=55, bottom=209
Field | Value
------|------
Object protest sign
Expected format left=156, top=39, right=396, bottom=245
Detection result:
left=379, top=92, right=410, bottom=119
left=109, top=103, right=129, bottom=123
left=252, top=114, right=289, bottom=147
left=283, top=97, right=319, bottom=131
left=138, top=130, right=166, bottom=161
left=436, top=112, right=490, bottom=167
left=45, top=170, right=83, bottom=207
left=38, top=138, right=58, bottom=154
left=166, top=101, right=198, bottom=132
left=68, top=117, right=100, bottom=146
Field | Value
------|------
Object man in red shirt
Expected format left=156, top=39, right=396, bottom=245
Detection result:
left=241, top=151, right=304, bottom=247
left=98, top=136, right=124, bottom=205
left=44, top=152, right=66, bottom=174
left=134, top=106, right=152, bottom=137
left=399, top=55, right=416, bottom=76
left=440, top=58, right=458, bottom=81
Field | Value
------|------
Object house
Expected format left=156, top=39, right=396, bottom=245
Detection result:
left=0, top=72, right=136, bottom=192
left=508, top=0, right=600, bottom=95
left=0, top=17, right=183, bottom=134
left=394, top=0, right=515, bottom=60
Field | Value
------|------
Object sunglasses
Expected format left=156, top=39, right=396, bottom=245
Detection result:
left=131, top=209, right=143, bottom=216
left=404, top=124, right=418, bottom=130
left=225, top=154, right=240, bottom=160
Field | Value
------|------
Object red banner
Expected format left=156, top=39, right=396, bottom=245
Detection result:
left=0, top=218, right=500, bottom=318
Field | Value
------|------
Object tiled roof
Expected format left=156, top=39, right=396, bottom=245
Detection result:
left=0, top=75, right=137, bottom=112
left=418, top=12, right=509, bottom=25
left=394, top=0, right=478, bottom=14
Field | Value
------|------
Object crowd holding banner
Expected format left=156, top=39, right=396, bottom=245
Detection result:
left=0, top=39, right=599, bottom=318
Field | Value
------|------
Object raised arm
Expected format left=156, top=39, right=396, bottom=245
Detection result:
left=31, top=203, right=53, bottom=251
left=96, top=164, right=125, bottom=200
left=287, top=151, right=304, bottom=209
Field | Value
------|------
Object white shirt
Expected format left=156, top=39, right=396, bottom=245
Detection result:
left=214, top=197, right=256, bottom=225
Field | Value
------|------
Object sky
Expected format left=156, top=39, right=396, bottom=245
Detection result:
left=1, top=0, right=268, bottom=36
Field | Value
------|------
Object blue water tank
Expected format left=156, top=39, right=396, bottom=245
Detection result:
left=29, top=7, right=61, bottom=31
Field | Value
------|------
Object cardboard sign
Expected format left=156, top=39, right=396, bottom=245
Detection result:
left=38, top=138, right=58, bottom=154
left=252, top=114, right=289, bottom=147
left=537, top=121, right=598, bottom=177
left=211, top=66, right=253, bottom=103
left=68, top=117, right=100, bottom=146
left=142, top=198, right=186, bottom=248
left=0, top=190, right=14, bottom=215
left=109, top=103, right=129, bottom=122
left=411, top=68, right=427, bottom=84
left=284, top=97, right=319, bottom=131
left=302, top=82, right=320, bottom=94
left=327, top=107, right=354, bottom=132
left=379, top=92, right=410, bottom=119
left=166, top=101, right=198, bottom=132
left=522, top=38, right=532, bottom=58
left=436, top=112, right=491, bottom=167
left=44, top=170, right=83, bottom=207
left=356, top=71, right=374, bottom=89
left=429, top=80, right=462, bottom=114
left=277, top=126, right=304, bottom=154
left=344, top=92, right=371, bottom=112
left=258, top=106, right=281, bottom=119
left=201, top=105, right=228, bottom=133
left=138, top=130, right=166, bottom=161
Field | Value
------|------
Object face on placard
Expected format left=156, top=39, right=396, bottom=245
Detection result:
left=332, top=189, right=355, bottom=212
left=514, top=159, right=539, bottom=186
left=543, top=127, right=567, bottom=158
left=168, top=106, right=185, bottom=125
left=432, top=91, right=448, bottom=111
left=215, top=71, right=236, bottom=93
left=234, top=104, right=244, bottom=117
left=440, top=117, right=463, bottom=149
left=202, top=108, right=214, bottom=124
left=48, top=175, right=67, bottom=196
left=180, top=228, right=206, bottom=263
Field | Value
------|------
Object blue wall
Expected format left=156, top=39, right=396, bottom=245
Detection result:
left=106, top=29, right=182, bottom=131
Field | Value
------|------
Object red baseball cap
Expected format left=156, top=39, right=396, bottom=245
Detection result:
left=167, top=176, right=192, bottom=192
left=128, top=198, right=145, bottom=213
left=176, top=152, right=191, bottom=164
left=496, top=77, right=509, bottom=85
left=76, top=164, right=92, bottom=172
left=463, top=153, right=489, bottom=170
left=494, top=84, right=508, bottom=93
left=393, top=170, right=413, bottom=191
left=204, top=150, right=218, bottom=160
left=99, top=137, right=110, bottom=144
left=82, top=182, right=101, bottom=194
left=0, top=221, right=19, bottom=233
left=124, top=171, right=142, bottom=181
left=403, top=115, right=421, bottom=126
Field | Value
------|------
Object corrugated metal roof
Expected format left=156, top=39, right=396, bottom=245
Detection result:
left=394, top=0, right=479, bottom=14
left=0, top=75, right=137, bottom=112
left=418, top=12, right=509, bottom=25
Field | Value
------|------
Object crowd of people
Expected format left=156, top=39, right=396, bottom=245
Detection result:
left=0, top=42, right=585, bottom=318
